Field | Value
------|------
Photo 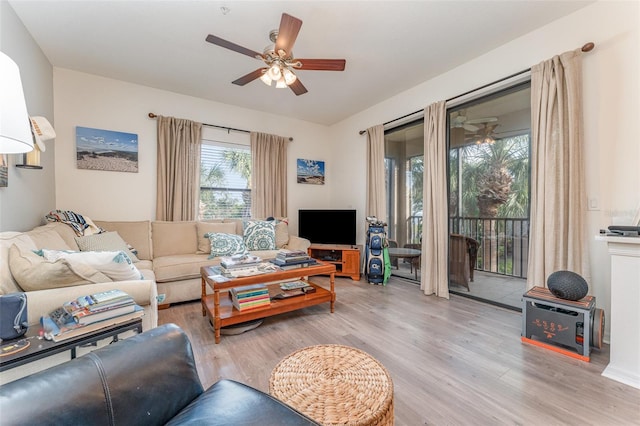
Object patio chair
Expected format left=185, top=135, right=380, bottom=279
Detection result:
left=449, top=234, right=478, bottom=291
left=404, top=243, right=421, bottom=276
left=388, top=239, right=398, bottom=268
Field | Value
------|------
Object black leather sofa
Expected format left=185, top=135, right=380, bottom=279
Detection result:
left=0, top=323, right=319, bottom=425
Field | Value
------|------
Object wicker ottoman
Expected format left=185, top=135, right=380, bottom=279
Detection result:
left=269, top=344, right=394, bottom=426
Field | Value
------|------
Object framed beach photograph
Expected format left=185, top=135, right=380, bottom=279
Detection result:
left=76, top=126, right=138, bottom=173
left=0, top=154, right=8, bottom=187
left=297, top=159, right=325, bottom=185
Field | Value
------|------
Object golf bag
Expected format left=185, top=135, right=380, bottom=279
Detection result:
left=365, top=217, right=389, bottom=285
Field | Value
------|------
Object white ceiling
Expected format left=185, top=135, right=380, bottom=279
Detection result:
left=9, top=0, right=592, bottom=126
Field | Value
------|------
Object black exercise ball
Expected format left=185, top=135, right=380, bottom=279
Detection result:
left=547, top=270, right=589, bottom=301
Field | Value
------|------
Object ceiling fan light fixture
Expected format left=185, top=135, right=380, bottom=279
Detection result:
left=283, top=68, right=297, bottom=85
left=260, top=72, right=272, bottom=86
left=267, top=63, right=281, bottom=80
left=275, top=76, right=288, bottom=89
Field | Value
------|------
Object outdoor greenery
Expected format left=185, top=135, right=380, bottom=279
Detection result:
left=199, top=148, right=251, bottom=219
left=453, top=134, right=530, bottom=219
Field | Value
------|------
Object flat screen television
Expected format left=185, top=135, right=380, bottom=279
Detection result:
left=298, top=209, right=357, bottom=246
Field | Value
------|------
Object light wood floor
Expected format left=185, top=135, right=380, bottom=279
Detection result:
left=159, top=276, right=640, bottom=425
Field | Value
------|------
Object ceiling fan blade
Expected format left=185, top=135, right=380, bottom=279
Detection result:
left=463, top=124, right=479, bottom=132
left=232, top=68, right=266, bottom=86
left=295, top=59, right=346, bottom=71
left=466, top=117, right=498, bottom=124
left=206, top=34, right=263, bottom=59
left=289, top=79, right=308, bottom=96
left=275, top=13, right=302, bottom=55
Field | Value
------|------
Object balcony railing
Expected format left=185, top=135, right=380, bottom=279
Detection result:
left=406, top=215, right=529, bottom=279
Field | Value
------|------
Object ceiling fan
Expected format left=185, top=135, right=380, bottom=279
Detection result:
left=467, top=123, right=500, bottom=145
left=450, top=110, right=498, bottom=132
left=205, top=13, right=346, bottom=96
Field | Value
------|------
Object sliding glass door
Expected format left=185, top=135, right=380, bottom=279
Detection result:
left=384, top=120, right=424, bottom=281
left=447, top=82, right=531, bottom=309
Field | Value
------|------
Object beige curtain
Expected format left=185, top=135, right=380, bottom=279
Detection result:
left=156, top=115, right=202, bottom=221
left=250, top=132, right=287, bottom=218
left=366, top=125, right=386, bottom=220
left=528, top=49, right=589, bottom=289
left=421, top=101, right=449, bottom=298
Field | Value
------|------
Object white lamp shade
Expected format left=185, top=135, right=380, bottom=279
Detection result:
left=275, top=76, right=287, bottom=89
left=0, top=51, right=33, bottom=154
left=260, top=72, right=273, bottom=86
left=267, top=64, right=281, bottom=80
left=283, top=68, right=297, bottom=85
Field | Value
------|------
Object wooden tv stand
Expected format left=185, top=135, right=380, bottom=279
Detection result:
left=308, top=244, right=361, bottom=281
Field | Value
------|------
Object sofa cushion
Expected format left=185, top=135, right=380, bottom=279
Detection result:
left=274, top=218, right=289, bottom=249
left=75, top=231, right=140, bottom=262
left=8, top=244, right=112, bottom=291
left=223, top=218, right=244, bottom=235
left=39, top=249, right=143, bottom=281
left=153, top=254, right=217, bottom=283
left=94, top=220, right=152, bottom=261
left=196, top=222, right=237, bottom=254
left=166, top=379, right=319, bottom=426
left=1, top=232, right=36, bottom=294
left=26, top=223, right=77, bottom=251
left=243, top=220, right=276, bottom=251
left=206, top=233, right=248, bottom=258
left=152, top=221, right=198, bottom=257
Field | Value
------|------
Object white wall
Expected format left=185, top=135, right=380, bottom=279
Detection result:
left=329, top=1, right=640, bottom=338
left=53, top=69, right=332, bottom=233
left=0, top=1, right=55, bottom=232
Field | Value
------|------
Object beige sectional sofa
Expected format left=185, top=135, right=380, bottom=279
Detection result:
left=0, top=218, right=310, bottom=331
left=0, top=223, right=158, bottom=332
left=94, top=218, right=310, bottom=306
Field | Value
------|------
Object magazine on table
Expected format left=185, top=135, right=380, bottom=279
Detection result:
left=41, top=305, right=144, bottom=342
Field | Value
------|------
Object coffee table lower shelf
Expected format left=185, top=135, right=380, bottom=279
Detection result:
left=202, top=283, right=333, bottom=343
left=201, top=262, right=336, bottom=343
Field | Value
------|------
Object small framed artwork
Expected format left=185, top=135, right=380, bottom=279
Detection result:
left=0, top=154, right=7, bottom=187
left=297, top=159, right=325, bottom=185
left=76, top=126, right=138, bottom=173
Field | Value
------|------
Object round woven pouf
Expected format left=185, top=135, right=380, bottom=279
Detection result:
left=269, top=344, right=394, bottom=426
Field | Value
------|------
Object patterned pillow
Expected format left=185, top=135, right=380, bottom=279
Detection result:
left=75, top=231, right=140, bottom=262
left=206, top=233, right=248, bottom=259
left=243, top=220, right=276, bottom=251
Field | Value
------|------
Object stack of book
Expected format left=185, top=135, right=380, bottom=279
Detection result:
left=229, top=284, right=271, bottom=311
left=41, top=289, right=144, bottom=342
left=270, top=249, right=317, bottom=270
left=220, top=254, right=263, bottom=277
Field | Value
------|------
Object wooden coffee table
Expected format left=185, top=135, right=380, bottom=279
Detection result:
left=201, top=261, right=336, bottom=343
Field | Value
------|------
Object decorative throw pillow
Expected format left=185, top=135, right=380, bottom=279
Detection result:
left=205, top=233, right=248, bottom=259
left=8, top=244, right=112, bottom=291
left=38, top=249, right=143, bottom=281
left=243, top=220, right=276, bottom=251
left=75, top=231, right=140, bottom=262
left=197, top=222, right=237, bottom=253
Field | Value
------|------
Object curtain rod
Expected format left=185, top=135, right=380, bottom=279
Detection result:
left=358, top=42, right=595, bottom=136
left=148, top=113, right=293, bottom=141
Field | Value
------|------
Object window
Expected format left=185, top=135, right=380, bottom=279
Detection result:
left=199, top=140, right=251, bottom=219
left=384, top=120, right=424, bottom=247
